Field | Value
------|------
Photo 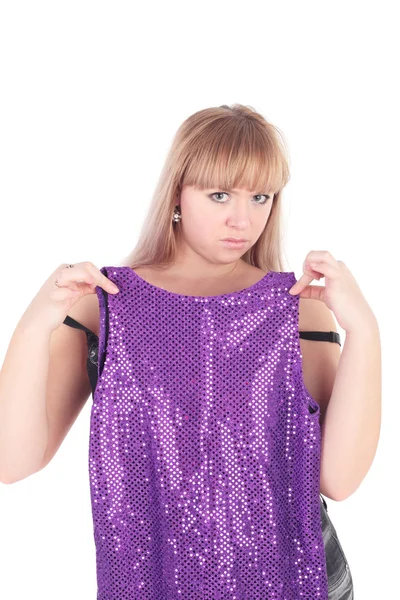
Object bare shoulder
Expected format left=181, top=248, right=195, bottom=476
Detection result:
left=66, top=292, right=100, bottom=337
left=298, top=296, right=339, bottom=331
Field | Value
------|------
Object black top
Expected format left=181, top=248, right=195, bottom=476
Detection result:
left=63, top=315, right=341, bottom=397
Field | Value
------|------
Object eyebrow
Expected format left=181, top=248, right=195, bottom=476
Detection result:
left=210, top=188, right=264, bottom=193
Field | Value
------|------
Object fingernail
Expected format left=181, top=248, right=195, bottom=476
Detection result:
left=111, top=284, right=119, bottom=293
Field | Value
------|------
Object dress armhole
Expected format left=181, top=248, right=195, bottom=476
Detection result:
left=291, top=293, right=322, bottom=417
left=95, top=266, right=109, bottom=384
left=63, top=315, right=99, bottom=396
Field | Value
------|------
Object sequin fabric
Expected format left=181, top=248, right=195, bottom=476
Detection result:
left=90, top=266, right=328, bottom=599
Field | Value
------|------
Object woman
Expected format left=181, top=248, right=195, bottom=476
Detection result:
left=3, top=104, right=379, bottom=598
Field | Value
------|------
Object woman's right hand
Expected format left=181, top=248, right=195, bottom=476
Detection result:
left=21, top=262, right=119, bottom=333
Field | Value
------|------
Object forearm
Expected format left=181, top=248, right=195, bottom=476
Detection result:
left=320, top=316, right=382, bottom=501
left=0, top=316, right=51, bottom=483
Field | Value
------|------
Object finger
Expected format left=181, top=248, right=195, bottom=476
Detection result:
left=288, top=273, right=314, bottom=295
left=289, top=260, right=325, bottom=293
left=85, top=262, right=120, bottom=294
left=295, top=282, right=326, bottom=301
left=305, top=260, right=340, bottom=280
left=55, top=263, right=95, bottom=287
left=49, top=285, right=81, bottom=301
left=304, top=261, right=324, bottom=277
left=56, top=262, right=119, bottom=294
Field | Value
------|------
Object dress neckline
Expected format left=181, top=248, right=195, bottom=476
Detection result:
left=125, top=266, right=281, bottom=300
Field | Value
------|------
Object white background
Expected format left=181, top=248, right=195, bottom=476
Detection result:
left=0, top=1, right=397, bottom=598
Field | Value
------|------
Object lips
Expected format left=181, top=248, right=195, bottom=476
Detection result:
left=222, top=238, right=248, bottom=242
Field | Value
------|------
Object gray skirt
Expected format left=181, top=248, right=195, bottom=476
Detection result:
left=320, top=494, right=354, bottom=599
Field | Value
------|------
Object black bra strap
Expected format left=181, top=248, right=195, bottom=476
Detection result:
left=63, top=315, right=341, bottom=347
left=63, top=315, right=96, bottom=337
left=299, top=331, right=341, bottom=345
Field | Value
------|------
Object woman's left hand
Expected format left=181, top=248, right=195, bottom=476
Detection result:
left=288, top=250, right=377, bottom=334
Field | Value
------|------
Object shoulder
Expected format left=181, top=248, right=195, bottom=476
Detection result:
left=298, top=296, right=338, bottom=331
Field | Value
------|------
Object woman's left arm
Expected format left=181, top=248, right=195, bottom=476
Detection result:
left=289, top=251, right=382, bottom=502
left=320, top=316, right=381, bottom=501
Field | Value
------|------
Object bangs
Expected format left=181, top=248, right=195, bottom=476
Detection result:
left=181, top=117, right=289, bottom=195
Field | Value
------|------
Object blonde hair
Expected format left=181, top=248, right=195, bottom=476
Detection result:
left=120, top=104, right=291, bottom=273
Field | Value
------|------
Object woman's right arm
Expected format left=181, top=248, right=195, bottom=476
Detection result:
left=0, top=262, right=118, bottom=484
left=0, top=312, right=91, bottom=484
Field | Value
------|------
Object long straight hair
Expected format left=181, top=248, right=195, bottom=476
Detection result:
left=120, top=104, right=291, bottom=273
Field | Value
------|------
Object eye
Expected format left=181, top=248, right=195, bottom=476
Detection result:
left=208, top=192, right=270, bottom=204
left=253, top=194, right=270, bottom=204
left=209, top=192, right=229, bottom=202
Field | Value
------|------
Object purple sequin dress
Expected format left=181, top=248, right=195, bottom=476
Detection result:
left=90, top=266, right=328, bottom=599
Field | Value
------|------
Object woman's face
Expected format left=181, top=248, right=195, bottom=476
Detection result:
left=176, top=184, right=274, bottom=265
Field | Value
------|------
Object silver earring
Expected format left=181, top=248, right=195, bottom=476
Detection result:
left=172, top=205, right=181, bottom=222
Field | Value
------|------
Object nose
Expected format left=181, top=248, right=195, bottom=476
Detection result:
left=226, top=207, right=251, bottom=228
left=225, top=193, right=258, bottom=227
